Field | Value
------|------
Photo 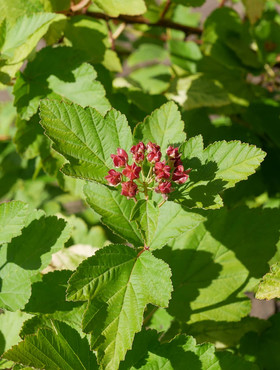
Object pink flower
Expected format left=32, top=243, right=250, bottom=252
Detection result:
left=154, top=161, right=171, bottom=180
left=105, top=169, right=122, bottom=186
left=166, top=145, right=181, bottom=160
left=111, top=148, right=128, bottom=168
left=121, top=181, right=138, bottom=198
left=172, top=165, right=191, bottom=184
left=155, top=181, right=172, bottom=194
left=122, top=163, right=141, bottom=180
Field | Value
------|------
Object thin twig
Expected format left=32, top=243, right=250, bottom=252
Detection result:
left=86, top=12, right=202, bottom=36
left=160, top=0, right=171, bottom=20
left=112, top=22, right=126, bottom=40
left=71, top=0, right=90, bottom=12
left=106, top=20, right=115, bottom=50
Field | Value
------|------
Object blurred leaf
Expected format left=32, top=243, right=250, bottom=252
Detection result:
left=0, top=13, right=65, bottom=83
left=0, top=203, right=70, bottom=311
left=14, top=46, right=110, bottom=120
left=94, top=0, right=146, bottom=17
left=168, top=74, right=231, bottom=110
left=256, top=262, right=280, bottom=300
left=64, top=16, right=108, bottom=63
left=129, top=64, right=171, bottom=95
left=0, top=311, right=32, bottom=357
left=242, top=0, right=266, bottom=24
left=239, top=314, right=280, bottom=369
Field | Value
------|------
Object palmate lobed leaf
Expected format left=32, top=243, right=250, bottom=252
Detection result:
left=134, top=101, right=186, bottom=154
left=67, top=244, right=173, bottom=369
left=84, top=182, right=205, bottom=249
left=156, top=206, right=280, bottom=324
left=3, top=320, right=97, bottom=369
left=174, top=135, right=266, bottom=209
left=39, top=99, right=133, bottom=184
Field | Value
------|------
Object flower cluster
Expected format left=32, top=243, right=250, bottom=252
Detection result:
left=105, top=142, right=191, bottom=200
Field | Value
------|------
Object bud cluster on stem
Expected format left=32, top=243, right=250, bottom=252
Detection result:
left=105, top=142, right=191, bottom=203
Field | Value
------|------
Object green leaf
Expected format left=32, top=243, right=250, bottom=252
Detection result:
left=187, top=317, right=270, bottom=348
left=121, top=331, right=258, bottom=369
left=202, top=8, right=261, bottom=69
left=3, top=320, right=97, bottom=369
left=149, top=201, right=205, bottom=249
left=256, top=262, right=280, bottom=300
left=64, top=16, right=108, bottom=64
left=174, top=136, right=266, bottom=209
left=23, top=271, right=85, bottom=333
left=94, top=0, right=146, bottom=17
left=0, top=99, right=17, bottom=137
left=167, top=74, right=231, bottom=110
left=130, top=200, right=159, bottom=246
left=40, top=99, right=133, bottom=184
left=67, top=244, right=172, bottom=369
left=134, top=101, right=186, bottom=154
left=155, top=206, right=280, bottom=324
left=85, top=183, right=204, bottom=248
left=0, top=311, right=32, bottom=357
left=14, top=46, right=110, bottom=120
left=84, top=182, right=143, bottom=246
left=0, top=201, right=36, bottom=245
left=128, top=64, right=171, bottom=95
left=0, top=0, right=45, bottom=23
left=0, top=207, right=71, bottom=311
left=242, top=0, right=265, bottom=24
left=0, top=13, right=65, bottom=83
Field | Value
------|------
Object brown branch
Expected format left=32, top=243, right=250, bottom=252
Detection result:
left=160, top=0, right=171, bottom=20
left=86, top=12, right=202, bottom=36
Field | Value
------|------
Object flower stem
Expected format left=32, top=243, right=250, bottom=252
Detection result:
left=158, top=199, right=166, bottom=208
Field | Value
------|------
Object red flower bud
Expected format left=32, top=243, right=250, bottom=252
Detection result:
left=105, top=169, right=122, bottom=186
left=174, top=158, right=183, bottom=167
left=155, top=181, right=172, bottom=194
left=111, top=148, right=128, bottom=168
left=172, top=165, right=191, bottom=184
left=121, top=181, right=138, bottom=198
left=147, top=150, right=162, bottom=163
left=131, top=142, right=146, bottom=154
left=146, top=142, right=160, bottom=153
left=154, top=161, right=171, bottom=180
left=166, top=146, right=181, bottom=160
left=133, top=152, right=145, bottom=163
left=122, top=163, right=141, bottom=180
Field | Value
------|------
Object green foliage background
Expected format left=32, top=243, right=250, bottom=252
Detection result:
left=1, top=0, right=280, bottom=369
